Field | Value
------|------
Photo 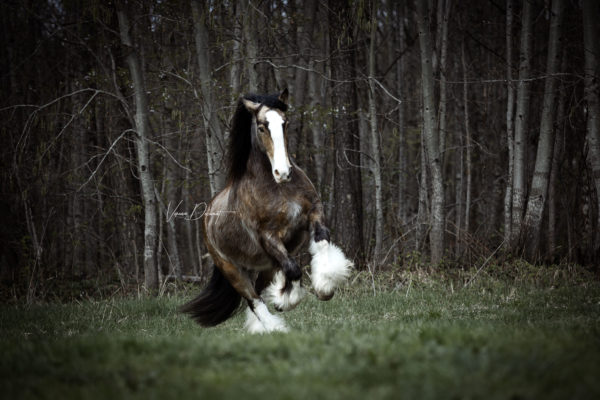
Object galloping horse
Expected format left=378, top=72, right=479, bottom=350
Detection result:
left=181, top=89, right=353, bottom=333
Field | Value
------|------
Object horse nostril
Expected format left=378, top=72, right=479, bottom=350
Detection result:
left=274, top=169, right=280, bottom=177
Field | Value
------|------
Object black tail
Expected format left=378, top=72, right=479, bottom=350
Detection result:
left=180, top=265, right=242, bottom=327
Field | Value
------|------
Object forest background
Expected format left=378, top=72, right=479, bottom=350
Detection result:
left=2, top=0, right=600, bottom=300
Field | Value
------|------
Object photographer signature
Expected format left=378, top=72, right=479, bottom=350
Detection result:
left=166, top=201, right=235, bottom=222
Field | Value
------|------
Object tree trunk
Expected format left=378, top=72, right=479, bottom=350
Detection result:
left=503, top=0, right=515, bottom=249
left=415, top=0, right=445, bottom=264
left=308, top=2, right=327, bottom=192
left=191, top=0, right=226, bottom=196
left=163, top=117, right=184, bottom=280
left=548, top=58, right=566, bottom=260
left=521, top=0, right=564, bottom=260
left=396, top=1, right=408, bottom=226
left=308, top=64, right=325, bottom=191
left=437, top=0, right=451, bottom=162
left=368, top=0, right=383, bottom=263
left=510, top=0, right=532, bottom=250
left=117, top=6, right=159, bottom=293
left=416, top=139, right=429, bottom=253
left=229, top=1, right=243, bottom=98
left=289, top=0, right=318, bottom=160
left=455, top=129, right=464, bottom=256
left=582, top=0, right=600, bottom=255
left=328, top=0, right=364, bottom=263
left=243, top=0, right=259, bottom=92
left=461, top=39, right=472, bottom=244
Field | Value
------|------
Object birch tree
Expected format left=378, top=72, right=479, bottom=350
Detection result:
left=117, top=5, right=159, bottom=292
left=367, top=0, right=383, bottom=263
left=504, top=0, right=516, bottom=248
left=415, top=0, right=445, bottom=264
left=510, top=0, right=533, bottom=249
left=521, top=0, right=564, bottom=260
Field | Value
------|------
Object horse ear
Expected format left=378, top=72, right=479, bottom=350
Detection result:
left=279, top=88, right=289, bottom=104
left=242, top=98, right=261, bottom=113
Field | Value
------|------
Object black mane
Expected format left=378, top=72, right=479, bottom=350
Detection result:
left=226, top=93, right=288, bottom=183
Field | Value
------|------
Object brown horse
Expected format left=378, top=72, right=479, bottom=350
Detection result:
left=181, top=89, right=352, bottom=333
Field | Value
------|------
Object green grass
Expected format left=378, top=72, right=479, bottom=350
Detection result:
left=2, top=274, right=600, bottom=399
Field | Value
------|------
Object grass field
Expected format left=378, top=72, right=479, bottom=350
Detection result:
left=2, top=268, right=600, bottom=399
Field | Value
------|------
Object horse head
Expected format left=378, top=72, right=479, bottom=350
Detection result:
left=242, top=89, right=292, bottom=184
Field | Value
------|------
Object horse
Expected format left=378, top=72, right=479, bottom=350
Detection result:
left=181, top=89, right=353, bottom=333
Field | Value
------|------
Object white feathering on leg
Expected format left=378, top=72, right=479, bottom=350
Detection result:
left=263, top=270, right=306, bottom=311
left=309, top=239, right=353, bottom=297
left=245, top=307, right=266, bottom=334
left=245, top=300, right=289, bottom=334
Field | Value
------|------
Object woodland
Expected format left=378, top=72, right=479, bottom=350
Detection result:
left=1, top=0, right=600, bottom=300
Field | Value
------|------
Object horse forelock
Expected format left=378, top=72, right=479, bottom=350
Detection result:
left=244, top=93, right=288, bottom=112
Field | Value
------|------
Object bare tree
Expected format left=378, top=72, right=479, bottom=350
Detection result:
left=461, top=39, right=472, bottom=245
left=367, top=0, right=383, bottom=263
left=117, top=5, right=159, bottom=293
left=521, top=0, right=564, bottom=260
left=510, top=0, right=533, bottom=250
left=548, top=51, right=567, bottom=259
left=229, top=2, right=243, bottom=98
left=191, top=0, right=226, bottom=196
left=328, top=0, right=364, bottom=262
left=243, top=1, right=259, bottom=92
left=503, top=0, right=516, bottom=249
left=437, top=0, right=451, bottom=163
left=582, top=0, right=600, bottom=253
left=396, top=1, right=408, bottom=226
left=415, top=0, right=445, bottom=264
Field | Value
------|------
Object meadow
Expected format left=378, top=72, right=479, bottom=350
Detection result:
left=2, top=265, right=600, bottom=399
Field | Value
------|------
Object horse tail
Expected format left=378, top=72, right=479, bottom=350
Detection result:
left=180, top=265, right=242, bottom=327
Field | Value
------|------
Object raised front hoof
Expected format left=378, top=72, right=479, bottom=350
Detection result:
left=315, top=291, right=334, bottom=301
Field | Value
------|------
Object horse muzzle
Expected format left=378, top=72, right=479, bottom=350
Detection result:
left=273, top=168, right=291, bottom=183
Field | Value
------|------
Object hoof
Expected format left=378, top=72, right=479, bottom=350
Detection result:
left=316, top=291, right=334, bottom=301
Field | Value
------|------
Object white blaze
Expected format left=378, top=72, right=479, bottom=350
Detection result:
left=265, top=110, right=291, bottom=183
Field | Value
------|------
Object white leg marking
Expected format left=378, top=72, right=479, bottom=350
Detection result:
left=246, top=300, right=288, bottom=334
left=244, top=307, right=266, bottom=334
left=264, top=270, right=306, bottom=311
left=309, top=239, right=354, bottom=298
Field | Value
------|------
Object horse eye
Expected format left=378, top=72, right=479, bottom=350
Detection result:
left=258, top=125, right=266, bottom=132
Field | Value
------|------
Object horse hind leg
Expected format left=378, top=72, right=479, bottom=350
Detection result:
left=180, top=262, right=243, bottom=327
left=182, top=255, right=288, bottom=333
left=212, top=259, right=289, bottom=334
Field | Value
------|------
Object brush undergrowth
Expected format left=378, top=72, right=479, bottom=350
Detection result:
left=1, top=264, right=599, bottom=399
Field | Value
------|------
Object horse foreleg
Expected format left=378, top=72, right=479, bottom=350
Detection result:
left=309, top=217, right=354, bottom=300
left=258, top=232, right=305, bottom=311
